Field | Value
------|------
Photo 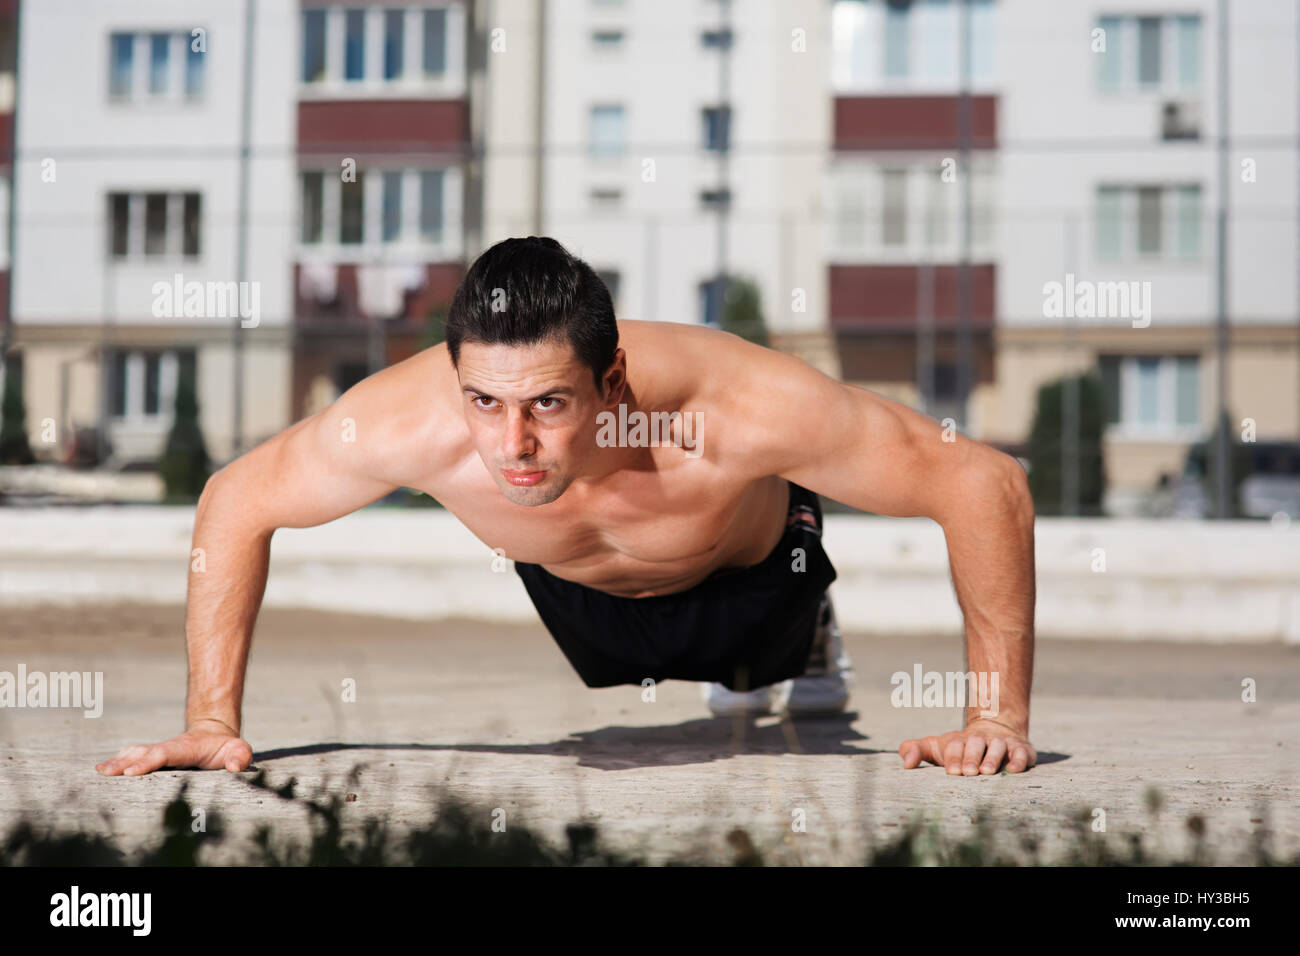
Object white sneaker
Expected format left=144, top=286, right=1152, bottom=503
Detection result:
left=783, top=594, right=853, bottom=716
left=703, top=681, right=781, bottom=717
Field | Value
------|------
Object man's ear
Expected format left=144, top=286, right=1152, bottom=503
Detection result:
left=601, top=349, right=628, bottom=405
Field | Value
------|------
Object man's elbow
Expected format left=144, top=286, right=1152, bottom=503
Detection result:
left=993, top=454, right=1035, bottom=526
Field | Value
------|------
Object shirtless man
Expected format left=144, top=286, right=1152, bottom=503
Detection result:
left=96, top=236, right=1037, bottom=778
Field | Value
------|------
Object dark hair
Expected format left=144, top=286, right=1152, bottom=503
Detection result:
left=445, top=236, right=618, bottom=391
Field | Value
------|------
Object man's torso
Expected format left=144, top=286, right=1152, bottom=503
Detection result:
left=378, top=320, right=791, bottom=598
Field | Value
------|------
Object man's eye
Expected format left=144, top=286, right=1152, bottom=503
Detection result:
left=474, top=396, right=496, bottom=408
left=536, top=398, right=559, bottom=410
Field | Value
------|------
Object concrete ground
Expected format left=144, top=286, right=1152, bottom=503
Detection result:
left=1, top=603, right=1297, bottom=865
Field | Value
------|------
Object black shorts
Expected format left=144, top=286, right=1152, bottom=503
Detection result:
left=513, top=481, right=837, bottom=691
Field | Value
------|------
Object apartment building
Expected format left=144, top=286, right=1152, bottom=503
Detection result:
left=292, top=0, right=470, bottom=420
left=10, top=0, right=297, bottom=465
left=524, top=0, right=838, bottom=371
left=829, top=0, right=1300, bottom=512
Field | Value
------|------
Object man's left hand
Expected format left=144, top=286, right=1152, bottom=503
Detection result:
left=898, top=719, right=1036, bottom=774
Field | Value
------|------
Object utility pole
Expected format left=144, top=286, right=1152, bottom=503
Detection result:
left=231, top=0, right=255, bottom=459
left=956, top=0, right=974, bottom=431
left=713, top=0, right=732, bottom=325
left=0, top=1, right=20, bottom=398
left=1213, top=0, right=1231, bottom=518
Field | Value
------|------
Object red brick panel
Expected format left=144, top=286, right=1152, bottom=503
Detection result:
left=298, top=100, right=468, bottom=155
left=834, top=95, right=997, bottom=151
left=829, top=263, right=996, bottom=330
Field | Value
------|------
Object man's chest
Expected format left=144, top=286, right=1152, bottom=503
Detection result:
left=432, top=468, right=760, bottom=571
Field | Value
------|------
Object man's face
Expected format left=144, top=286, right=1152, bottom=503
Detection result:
left=457, top=338, right=622, bottom=506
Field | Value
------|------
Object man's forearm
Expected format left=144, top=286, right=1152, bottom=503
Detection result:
left=940, top=462, right=1036, bottom=734
left=184, top=472, right=272, bottom=734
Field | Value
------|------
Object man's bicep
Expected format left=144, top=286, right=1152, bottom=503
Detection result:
left=212, top=403, right=401, bottom=535
left=770, top=374, right=970, bottom=520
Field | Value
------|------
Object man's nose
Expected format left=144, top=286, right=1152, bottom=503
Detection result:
left=502, top=409, right=536, bottom=460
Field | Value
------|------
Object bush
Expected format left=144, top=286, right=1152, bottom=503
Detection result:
left=158, top=356, right=212, bottom=502
left=721, top=277, right=769, bottom=348
left=0, top=357, right=35, bottom=465
left=1026, top=373, right=1106, bottom=516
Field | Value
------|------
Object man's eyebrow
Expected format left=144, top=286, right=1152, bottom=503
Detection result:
left=462, top=385, right=576, bottom=402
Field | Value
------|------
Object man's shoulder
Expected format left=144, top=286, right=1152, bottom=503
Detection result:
left=617, top=320, right=844, bottom=472
left=315, top=343, right=466, bottom=486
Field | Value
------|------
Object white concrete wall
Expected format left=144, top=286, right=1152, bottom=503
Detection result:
left=540, top=0, right=829, bottom=334
left=996, top=0, right=1299, bottom=328
left=2, top=507, right=1296, bottom=643
left=13, top=0, right=298, bottom=329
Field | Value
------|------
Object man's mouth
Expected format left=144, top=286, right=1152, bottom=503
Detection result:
left=501, top=468, right=548, bottom=487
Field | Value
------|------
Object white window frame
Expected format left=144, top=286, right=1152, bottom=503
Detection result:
left=300, top=4, right=465, bottom=98
left=109, top=191, right=202, bottom=263
left=826, top=158, right=995, bottom=263
left=297, top=165, right=462, bottom=261
left=1108, top=354, right=1201, bottom=441
left=1094, top=183, right=1204, bottom=263
left=831, top=0, right=996, bottom=94
left=108, top=31, right=205, bottom=105
left=110, top=350, right=179, bottom=424
left=1095, top=14, right=1203, bottom=96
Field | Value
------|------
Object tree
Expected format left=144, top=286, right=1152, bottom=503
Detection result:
left=0, top=355, right=35, bottom=465
left=721, top=277, right=769, bottom=348
left=158, top=355, right=211, bottom=502
left=421, top=305, right=448, bottom=351
left=1188, top=409, right=1253, bottom=518
left=1025, top=373, right=1107, bottom=516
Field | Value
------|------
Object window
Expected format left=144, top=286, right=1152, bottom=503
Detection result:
left=109, top=194, right=131, bottom=257
left=345, top=9, right=367, bottom=81
left=1136, top=187, right=1161, bottom=254
left=701, top=29, right=733, bottom=49
left=1176, top=16, right=1201, bottom=88
left=883, top=0, right=910, bottom=79
left=384, top=9, right=405, bottom=80
left=186, top=38, right=205, bottom=96
left=301, top=172, right=324, bottom=244
left=109, top=32, right=205, bottom=101
left=698, top=277, right=729, bottom=326
left=702, top=106, right=730, bottom=152
left=1095, top=184, right=1202, bottom=261
left=382, top=171, right=403, bottom=242
left=420, top=170, right=444, bottom=241
left=1137, top=17, right=1161, bottom=87
left=1175, top=185, right=1202, bottom=258
left=107, top=350, right=188, bottom=422
left=149, top=33, right=170, bottom=95
left=834, top=176, right=867, bottom=249
left=423, top=8, right=447, bottom=76
left=303, top=10, right=327, bottom=82
left=298, top=167, right=451, bottom=248
left=340, top=176, right=365, bottom=244
left=1097, top=16, right=1123, bottom=90
left=1095, top=14, right=1201, bottom=92
left=302, top=7, right=456, bottom=87
left=143, top=193, right=168, bottom=256
left=1095, top=186, right=1123, bottom=259
left=700, top=188, right=732, bottom=210
left=595, top=270, right=621, bottom=311
left=1099, top=355, right=1200, bottom=433
left=882, top=168, right=907, bottom=245
left=589, top=105, right=625, bottom=157
left=832, top=0, right=994, bottom=90
left=182, top=193, right=201, bottom=257
left=110, top=33, right=134, bottom=98
left=590, top=187, right=623, bottom=208
left=593, top=30, right=624, bottom=50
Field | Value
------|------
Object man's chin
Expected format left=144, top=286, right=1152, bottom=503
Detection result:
left=498, top=479, right=566, bottom=507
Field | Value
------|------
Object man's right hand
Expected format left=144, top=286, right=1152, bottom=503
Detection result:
left=95, top=720, right=253, bottom=776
